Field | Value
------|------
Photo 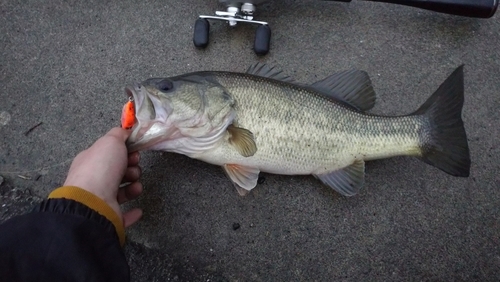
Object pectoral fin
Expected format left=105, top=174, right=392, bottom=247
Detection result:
left=223, top=164, right=260, bottom=196
left=313, top=160, right=365, bottom=196
left=227, top=124, right=257, bottom=157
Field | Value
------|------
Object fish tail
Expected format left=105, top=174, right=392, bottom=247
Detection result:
left=413, top=65, right=471, bottom=177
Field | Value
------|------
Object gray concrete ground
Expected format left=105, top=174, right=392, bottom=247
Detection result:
left=1, top=0, right=499, bottom=281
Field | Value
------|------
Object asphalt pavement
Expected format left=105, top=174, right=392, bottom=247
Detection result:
left=1, top=0, right=499, bottom=281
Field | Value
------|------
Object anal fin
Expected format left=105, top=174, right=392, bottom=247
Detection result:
left=223, top=164, right=260, bottom=196
left=313, top=160, right=365, bottom=196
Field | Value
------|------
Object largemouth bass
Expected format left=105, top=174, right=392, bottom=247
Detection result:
left=125, top=63, right=470, bottom=196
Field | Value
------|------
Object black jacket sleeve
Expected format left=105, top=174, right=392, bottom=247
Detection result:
left=0, top=199, right=129, bottom=282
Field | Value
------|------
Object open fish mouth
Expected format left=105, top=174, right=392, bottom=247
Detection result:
left=125, top=84, right=142, bottom=114
left=124, top=85, right=141, bottom=141
left=124, top=83, right=178, bottom=152
left=125, top=84, right=154, bottom=151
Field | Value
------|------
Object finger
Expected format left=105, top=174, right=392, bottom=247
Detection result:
left=128, top=152, right=140, bottom=166
left=106, top=127, right=132, bottom=142
left=123, top=208, right=143, bottom=228
left=123, top=166, right=141, bottom=182
left=118, top=181, right=143, bottom=204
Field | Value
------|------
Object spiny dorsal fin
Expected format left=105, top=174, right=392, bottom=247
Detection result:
left=223, top=164, right=260, bottom=196
left=227, top=124, right=257, bottom=157
left=313, top=160, right=365, bottom=196
left=246, top=63, right=295, bottom=83
left=310, top=70, right=376, bottom=111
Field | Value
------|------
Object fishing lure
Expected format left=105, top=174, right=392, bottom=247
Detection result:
left=121, top=96, right=135, bottom=129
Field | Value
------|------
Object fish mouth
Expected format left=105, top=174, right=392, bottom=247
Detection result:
left=125, top=84, right=151, bottom=151
left=124, top=84, right=175, bottom=152
left=125, top=84, right=141, bottom=113
left=124, top=84, right=141, bottom=139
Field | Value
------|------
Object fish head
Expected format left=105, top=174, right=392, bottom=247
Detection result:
left=125, top=74, right=235, bottom=153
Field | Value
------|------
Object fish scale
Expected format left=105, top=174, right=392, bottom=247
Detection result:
left=210, top=73, right=423, bottom=172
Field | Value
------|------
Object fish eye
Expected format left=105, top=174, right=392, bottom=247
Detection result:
left=157, top=79, right=173, bottom=92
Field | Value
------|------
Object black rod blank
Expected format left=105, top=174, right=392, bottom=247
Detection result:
left=325, top=0, right=498, bottom=18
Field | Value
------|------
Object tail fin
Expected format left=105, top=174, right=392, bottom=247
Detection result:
left=413, top=65, right=471, bottom=177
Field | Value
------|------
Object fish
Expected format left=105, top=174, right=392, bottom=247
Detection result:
left=125, top=63, right=470, bottom=196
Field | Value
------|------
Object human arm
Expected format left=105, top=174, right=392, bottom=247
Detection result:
left=0, top=128, right=142, bottom=282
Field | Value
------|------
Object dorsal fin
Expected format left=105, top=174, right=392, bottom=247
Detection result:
left=246, top=63, right=295, bottom=83
left=310, top=70, right=376, bottom=111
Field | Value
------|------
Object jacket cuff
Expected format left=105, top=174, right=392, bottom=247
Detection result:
left=48, top=186, right=125, bottom=246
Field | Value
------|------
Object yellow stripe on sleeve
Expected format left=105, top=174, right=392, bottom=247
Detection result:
left=48, top=186, right=125, bottom=246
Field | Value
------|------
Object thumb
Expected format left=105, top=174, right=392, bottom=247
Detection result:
left=106, top=127, right=132, bottom=142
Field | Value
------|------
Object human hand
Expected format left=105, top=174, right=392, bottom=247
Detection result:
left=63, top=127, right=143, bottom=228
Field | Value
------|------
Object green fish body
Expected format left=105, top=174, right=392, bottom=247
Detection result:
left=126, top=63, right=470, bottom=196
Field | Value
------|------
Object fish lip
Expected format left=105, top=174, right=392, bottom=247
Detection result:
left=125, top=83, right=142, bottom=110
left=125, top=84, right=144, bottom=149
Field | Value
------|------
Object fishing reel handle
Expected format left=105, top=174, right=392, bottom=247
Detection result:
left=327, top=0, right=498, bottom=18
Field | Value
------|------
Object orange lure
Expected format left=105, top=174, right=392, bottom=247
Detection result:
left=121, top=96, right=135, bottom=129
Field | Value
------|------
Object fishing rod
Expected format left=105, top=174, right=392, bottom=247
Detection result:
left=330, top=0, right=498, bottom=18
left=193, top=0, right=499, bottom=55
